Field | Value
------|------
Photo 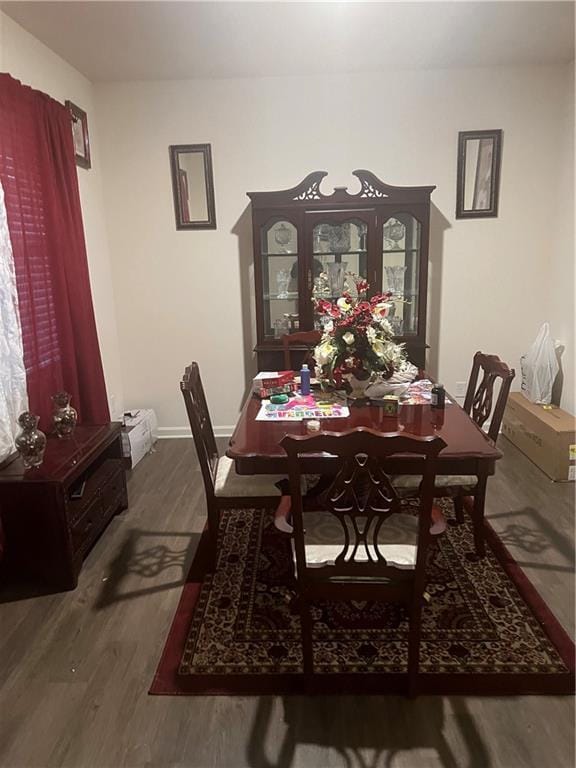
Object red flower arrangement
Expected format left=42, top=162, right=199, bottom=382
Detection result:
left=313, top=282, right=406, bottom=391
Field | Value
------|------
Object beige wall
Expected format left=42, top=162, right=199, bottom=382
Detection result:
left=0, top=13, right=124, bottom=419
left=544, top=62, right=575, bottom=416
left=95, top=65, right=574, bottom=433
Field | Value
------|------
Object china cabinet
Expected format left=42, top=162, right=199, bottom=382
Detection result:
left=248, top=170, right=436, bottom=371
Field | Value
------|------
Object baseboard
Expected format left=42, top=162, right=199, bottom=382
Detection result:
left=157, top=426, right=235, bottom=440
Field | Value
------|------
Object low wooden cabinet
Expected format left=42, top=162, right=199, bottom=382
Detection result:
left=247, top=170, right=436, bottom=370
left=0, top=423, right=127, bottom=591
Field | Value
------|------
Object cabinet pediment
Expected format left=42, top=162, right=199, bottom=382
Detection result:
left=248, top=170, right=435, bottom=207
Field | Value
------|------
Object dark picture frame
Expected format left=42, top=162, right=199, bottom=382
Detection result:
left=456, top=129, right=502, bottom=219
left=169, top=144, right=216, bottom=230
left=65, top=100, right=91, bottom=170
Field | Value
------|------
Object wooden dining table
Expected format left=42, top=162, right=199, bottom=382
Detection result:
left=226, top=392, right=502, bottom=554
left=228, top=394, right=500, bottom=474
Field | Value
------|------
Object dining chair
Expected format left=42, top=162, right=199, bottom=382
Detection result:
left=393, top=352, right=515, bottom=556
left=181, top=362, right=284, bottom=569
left=282, top=330, right=322, bottom=372
left=281, top=427, right=446, bottom=697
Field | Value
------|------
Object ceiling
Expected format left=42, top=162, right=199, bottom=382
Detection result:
left=2, top=1, right=574, bottom=82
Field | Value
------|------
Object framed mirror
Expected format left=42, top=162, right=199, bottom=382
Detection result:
left=456, top=130, right=502, bottom=219
left=169, top=144, right=216, bottom=230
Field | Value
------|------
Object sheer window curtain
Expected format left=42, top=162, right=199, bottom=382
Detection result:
left=0, top=179, right=27, bottom=463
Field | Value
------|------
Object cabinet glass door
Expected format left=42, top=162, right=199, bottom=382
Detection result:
left=259, top=219, right=300, bottom=339
left=382, top=214, right=421, bottom=336
left=311, top=217, right=368, bottom=330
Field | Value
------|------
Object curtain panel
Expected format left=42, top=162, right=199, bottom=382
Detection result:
left=0, top=74, right=109, bottom=429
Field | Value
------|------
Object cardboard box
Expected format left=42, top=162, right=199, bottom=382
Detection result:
left=502, top=392, right=575, bottom=482
left=121, top=409, right=158, bottom=469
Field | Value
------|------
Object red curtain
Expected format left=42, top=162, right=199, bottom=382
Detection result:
left=0, top=74, right=109, bottom=429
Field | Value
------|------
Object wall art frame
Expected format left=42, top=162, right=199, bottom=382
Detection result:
left=169, top=144, right=217, bottom=230
left=456, top=129, right=502, bottom=219
left=65, top=100, right=91, bottom=170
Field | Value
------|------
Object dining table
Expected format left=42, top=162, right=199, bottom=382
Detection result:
left=226, top=389, right=502, bottom=555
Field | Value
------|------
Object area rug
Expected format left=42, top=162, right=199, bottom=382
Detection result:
left=151, top=501, right=574, bottom=695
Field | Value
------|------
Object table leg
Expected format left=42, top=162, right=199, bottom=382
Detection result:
left=453, top=495, right=465, bottom=525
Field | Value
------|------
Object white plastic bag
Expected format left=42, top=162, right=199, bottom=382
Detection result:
left=520, top=323, right=559, bottom=404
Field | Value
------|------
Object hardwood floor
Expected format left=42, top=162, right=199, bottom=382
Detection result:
left=0, top=436, right=573, bottom=768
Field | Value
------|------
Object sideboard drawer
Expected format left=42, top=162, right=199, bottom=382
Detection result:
left=67, top=459, right=125, bottom=527
left=68, top=459, right=126, bottom=558
left=70, top=495, right=108, bottom=557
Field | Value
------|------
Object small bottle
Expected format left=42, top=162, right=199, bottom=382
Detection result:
left=300, top=363, right=311, bottom=396
left=431, top=383, right=445, bottom=409
left=431, top=406, right=445, bottom=429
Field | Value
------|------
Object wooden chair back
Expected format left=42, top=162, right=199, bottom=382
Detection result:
left=281, top=429, right=446, bottom=598
left=282, top=330, right=322, bottom=371
left=181, top=362, right=219, bottom=501
left=463, top=352, right=515, bottom=444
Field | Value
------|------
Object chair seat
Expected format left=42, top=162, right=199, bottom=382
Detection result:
left=392, top=474, right=478, bottom=495
left=214, top=455, right=283, bottom=498
left=302, top=544, right=417, bottom=570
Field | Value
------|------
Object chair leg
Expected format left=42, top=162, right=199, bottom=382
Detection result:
left=407, top=599, right=423, bottom=698
left=299, top=597, right=314, bottom=678
left=470, top=477, right=488, bottom=557
left=206, top=505, right=221, bottom=570
left=453, top=495, right=465, bottom=525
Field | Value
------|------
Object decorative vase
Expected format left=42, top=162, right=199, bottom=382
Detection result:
left=52, top=391, right=78, bottom=439
left=343, top=372, right=373, bottom=400
left=327, top=262, right=348, bottom=296
left=327, top=223, right=351, bottom=254
left=276, top=269, right=290, bottom=299
left=274, top=222, right=292, bottom=252
left=15, top=412, right=47, bottom=469
left=384, top=264, right=407, bottom=295
left=384, top=218, right=405, bottom=249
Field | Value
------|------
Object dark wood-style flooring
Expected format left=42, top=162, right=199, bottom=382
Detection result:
left=0, top=437, right=574, bottom=768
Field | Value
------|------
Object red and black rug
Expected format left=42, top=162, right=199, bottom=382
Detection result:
left=151, top=501, right=574, bottom=695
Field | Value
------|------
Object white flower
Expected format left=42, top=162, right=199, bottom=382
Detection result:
left=372, top=301, right=391, bottom=319
left=342, top=331, right=355, bottom=346
left=376, top=317, right=393, bottom=335
left=372, top=339, right=387, bottom=357
left=337, top=297, right=352, bottom=312
left=366, top=326, right=377, bottom=343
left=315, top=341, right=335, bottom=366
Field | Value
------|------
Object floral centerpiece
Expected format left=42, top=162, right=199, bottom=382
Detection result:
left=314, top=278, right=407, bottom=398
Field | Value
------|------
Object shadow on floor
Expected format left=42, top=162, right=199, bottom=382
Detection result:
left=94, top=528, right=201, bottom=610
left=488, top=506, right=575, bottom=571
left=0, top=528, right=201, bottom=605
left=247, top=695, right=489, bottom=768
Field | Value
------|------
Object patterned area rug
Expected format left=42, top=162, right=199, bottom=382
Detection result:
left=151, top=501, right=574, bottom=695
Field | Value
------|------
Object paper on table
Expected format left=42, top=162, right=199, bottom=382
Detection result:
left=256, top=396, right=350, bottom=421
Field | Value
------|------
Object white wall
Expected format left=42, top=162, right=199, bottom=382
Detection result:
left=95, top=64, right=574, bottom=433
left=0, top=13, right=124, bottom=419
left=543, top=62, right=575, bottom=415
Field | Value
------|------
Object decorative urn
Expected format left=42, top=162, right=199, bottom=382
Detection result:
left=15, top=412, right=47, bottom=468
left=52, top=391, right=78, bottom=439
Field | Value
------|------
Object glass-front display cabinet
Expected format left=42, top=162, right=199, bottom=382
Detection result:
left=248, top=170, right=435, bottom=370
